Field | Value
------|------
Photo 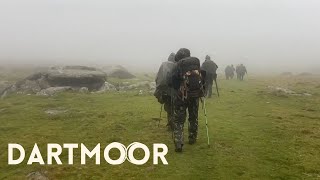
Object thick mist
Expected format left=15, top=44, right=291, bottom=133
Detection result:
left=0, top=0, right=320, bottom=73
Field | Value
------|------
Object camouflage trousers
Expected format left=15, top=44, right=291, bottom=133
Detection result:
left=163, top=95, right=174, bottom=129
left=205, top=81, right=213, bottom=98
left=173, top=96, right=199, bottom=144
left=239, top=73, right=245, bottom=80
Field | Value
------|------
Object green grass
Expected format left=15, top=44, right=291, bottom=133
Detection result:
left=0, top=76, right=320, bottom=179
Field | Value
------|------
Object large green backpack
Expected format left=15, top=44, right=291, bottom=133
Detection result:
left=177, top=57, right=205, bottom=99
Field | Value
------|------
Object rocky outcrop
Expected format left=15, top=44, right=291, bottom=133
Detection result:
left=1, top=66, right=107, bottom=96
left=103, top=65, right=135, bottom=79
left=46, top=66, right=106, bottom=90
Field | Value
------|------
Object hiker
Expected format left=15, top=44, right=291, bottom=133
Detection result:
left=225, top=65, right=235, bottom=80
left=154, top=53, right=177, bottom=130
left=230, top=65, right=235, bottom=79
left=170, top=48, right=205, bottom=152
left=225, top=65, right=231, bottom=80
left=201, top=55, right=218, bottom=98
left=236, top=64, right=240, bottom=80
left=238, top=64, right=247, bottom=81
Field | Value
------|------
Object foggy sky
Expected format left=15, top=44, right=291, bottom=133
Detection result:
left=0, top=0, right=320, bottom=73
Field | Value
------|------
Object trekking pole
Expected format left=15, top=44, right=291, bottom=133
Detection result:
left=171, top=90, right=175, bottom=140
left=159, top=104, right=163, bottom=127
left=214, top=79, right=220, bottom=97
left=202, top=98, right=210, bottom=147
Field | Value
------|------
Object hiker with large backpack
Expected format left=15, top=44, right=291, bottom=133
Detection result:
left=201, top=55, right=218, bottom=98
left=154, top=53, right=177, bottom=130
left=170, top=48, right=206, bottom=152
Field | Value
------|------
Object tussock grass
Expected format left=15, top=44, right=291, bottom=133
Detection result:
left=0, top=76, right=320, bottom=179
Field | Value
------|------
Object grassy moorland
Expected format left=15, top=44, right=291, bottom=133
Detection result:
left=0, top=75, right=320, bottom=179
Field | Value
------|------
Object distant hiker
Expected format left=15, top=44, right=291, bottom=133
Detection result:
left=154, top=53, right=177, bottom=130
left=238, top=64, right=247, bottom=81
left=201, top=55, right=218, bottom=98
left=170, top=48, right=205, bottom=152
left=225, top=65, right=231, bottom=80
left=236, top=64, right=240, bottom=80
left=225, top=65, right=235, bottom=80
left=230, top=65, right=235, bottom=79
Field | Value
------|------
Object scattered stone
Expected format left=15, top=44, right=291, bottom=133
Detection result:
left=26, top=171, right=48, bottom=180
left=79, top=87, right=89, bottom=93
left=268, top=86, right=296, bottom=94
left=5, top=66, right=107, bottom=96
left=0, top=81, right=12, bottom=95
left=47, top=66, right=106, bottom=90
left=36, top=87, right=72, bottom=96
left=1, top=90, right=7, bottom=99
left=126, top=81, right=156, bottom=91
left=45, top=109, right=68, bottom=116
left=149, top=82, right=156, bottom=90
left=267, top=86, right=312, bottom=97
left=104, top=65, right=135, bottom=79
left=98, top=82, right=117, bottom=92
left=302, top=93, right=312, bottom=96
left=19, top=80, right=42, bottom=94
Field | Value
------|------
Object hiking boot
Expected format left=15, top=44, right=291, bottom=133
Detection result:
left=175, top=142, right=183, bottom=152
left=188, top=132, right=197, bottom=145
left=188, top=138, right=196, bottom=145
left=166, top=122, right=174, bottom=131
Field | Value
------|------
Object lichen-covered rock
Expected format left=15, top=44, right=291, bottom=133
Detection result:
left=26, top=171, right=49, bottom=180
left=36, top=87, right=72, bottom=96
left=99, top=82, right=117, bottom=92
left=79, top=87, right=89, bottom=93
left=0, top=81, right=12, bottom=97
left=46, top=66, right=106, bottom=90
left=103, top=65, right=135, bottom=79
left=2, top=66, right=107, bottom=96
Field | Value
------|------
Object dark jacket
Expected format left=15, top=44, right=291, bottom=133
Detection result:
left=201, top=59, right=218, bottom=82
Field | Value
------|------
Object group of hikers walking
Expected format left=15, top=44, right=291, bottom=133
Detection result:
left=154, top=48, right=248, bottom=152
left=225, top=64, right=247, bottom=80
left=154, top=48, right=218, bottom=152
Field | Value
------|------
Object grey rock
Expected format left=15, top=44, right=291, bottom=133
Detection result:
left=47, top=66, right=107, bottom=91
left=95, top=82, right=117, bottom=93
left=1, top=90, right=7, bottom=100
left=149, top=82, right=156, bottom=90
left=20, top=80, right=41, bottom=94
left=103, top=65, right=135, bottom=79
left=126, top=81, right=156, bottom=91
left=267, top=86, right=312, bottom=96
left=303, top=93, right=312, bottom=96
left=45, top=109, right=68, bottom=115
left=27, top=171, right=49, bottom=180
left=36, top=87, right=72, bottom=96
left=7, top=66, right=107, bottom=96
left=79, top=87, right=89, bottom=93
left=0, top=81, right=11, bottom=94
